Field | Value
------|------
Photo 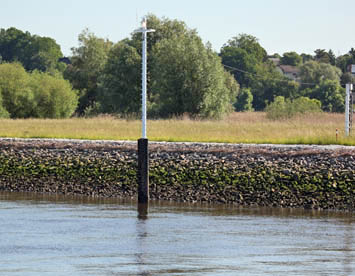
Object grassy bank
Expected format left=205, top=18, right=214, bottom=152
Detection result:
left=0, top=112, right=354, bottom=145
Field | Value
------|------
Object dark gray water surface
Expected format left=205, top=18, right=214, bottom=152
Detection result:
left=0, top=192, right=354, bottom=276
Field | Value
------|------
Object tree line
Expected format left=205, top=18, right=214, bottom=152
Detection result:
left=0, top=14, right=354, bottom=119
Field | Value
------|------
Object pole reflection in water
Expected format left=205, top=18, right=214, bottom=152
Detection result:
left=138, top=203, right=149, bottom=220
left=136, top=203, right=150, bottom=276
left=343, top=220, right=354, bottom=275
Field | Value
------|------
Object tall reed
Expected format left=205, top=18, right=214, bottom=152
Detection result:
left=0, top=112, right=353, bottom=145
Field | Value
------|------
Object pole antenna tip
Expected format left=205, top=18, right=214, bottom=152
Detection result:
left=142, top=18, right=147, bottom=28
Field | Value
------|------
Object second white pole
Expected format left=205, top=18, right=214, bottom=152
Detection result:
left=345, top=84, right=352, bottom=137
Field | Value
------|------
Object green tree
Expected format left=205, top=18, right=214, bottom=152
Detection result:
left=224, top=70, right=240, bottom=107
left=27, top=36, right=63, bottom=72
left=0, top=63, right=35, bottom=118
left=301, top=53, right=313, bottom=63
left=314, top=49, right=335, bottom=64
left=30, top=71, right=78, bottom=118
left=0, top=27, right=63, bottom=72
left=0, top=63, right=78, bottom=118
left=299, top=60, right=342, bottom=87
left=220, top=34, right=267, bottom=88
left=129, top=14, right=196, bottom=53
left=304, top=79, right=345, bottom=112
left=328, top=50, right=336, bottom=66
left=280, top=51, right=302, bottom=66
left=220, top=46, right=257, bottom=87
left=0, top=88, right=10, bottom=118
left=336, top=48, right=355, bottom=73
left=336, top=54, right=352, bottom=73
left=0, top=27, right=32, bottom=64
left=223, top=34, right=267, bottom=62
left=125, top=14, right=200, bottom=107
left=349, top=47, right=355, bottom=58
left=99, top=15, right=238, bottom=119
left=314, top=49, right=328, bottom=63
left=249, top=63, right=299, bottom=110
left=341, top=72, right=355, bottom=85
left=64, top=29, right=113, bottom=114
left=234, top=88, right=253, bottom=111
left=99, top=42, right=141, bottom=114
left=150, top=34, right=238, bottom=118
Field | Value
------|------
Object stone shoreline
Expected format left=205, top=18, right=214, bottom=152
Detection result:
left=0, top=138, right=354, bottom=211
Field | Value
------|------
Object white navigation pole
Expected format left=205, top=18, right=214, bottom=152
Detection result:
left=135, top=18, right=155, bottom=138
left=134, top=18, right=155, bottom=205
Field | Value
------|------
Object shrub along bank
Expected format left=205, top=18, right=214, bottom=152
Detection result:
left=0, top=139, right=353, bottom=211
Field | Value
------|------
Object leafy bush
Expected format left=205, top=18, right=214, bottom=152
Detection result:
left=234, top=87, right=253, bottom=111
left=30, top=71, right=79, bottom=118
left=0, top=63, right=78, bottom=118
left=266, top=96, right=321, bottom=120
left=291, top=97, right=322, bottom=114
left=0, top=89, right=9, bottom=118
left=303, top=80, right=345, bottom=112
left=83, top=102, right=102, bottom=118
left=0, top=63, right=35, bottom=118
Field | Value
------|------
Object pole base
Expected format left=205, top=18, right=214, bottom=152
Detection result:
left=138, top=138, right=149, bottom=204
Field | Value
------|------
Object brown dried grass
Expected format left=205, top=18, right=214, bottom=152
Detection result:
left=0, top=112, right=353, bottom=145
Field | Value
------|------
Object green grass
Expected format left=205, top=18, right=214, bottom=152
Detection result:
left=0, top=112, right=354, bottom=145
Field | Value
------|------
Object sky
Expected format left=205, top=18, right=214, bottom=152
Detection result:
left=1, top=0, right=355, bottom=57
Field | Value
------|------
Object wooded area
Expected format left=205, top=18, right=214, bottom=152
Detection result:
left=0, top=14, right=354, bottom=119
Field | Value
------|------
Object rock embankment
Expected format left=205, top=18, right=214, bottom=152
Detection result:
left=0, top=138, right=354, bottom=211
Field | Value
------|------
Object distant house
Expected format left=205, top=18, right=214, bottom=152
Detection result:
left=268, top=57, right=300, bottom=81
left=269, top=57, right=280, bottom=66
left=276, top=65, right=300, bottom=81
left=348, top=64, right=355, bottom=75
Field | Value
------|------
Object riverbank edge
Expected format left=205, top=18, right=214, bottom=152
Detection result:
left=0, top=138, right=354, bottom=211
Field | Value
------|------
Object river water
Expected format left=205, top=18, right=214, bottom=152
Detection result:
left=0, top=192, right=353, bottom=276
